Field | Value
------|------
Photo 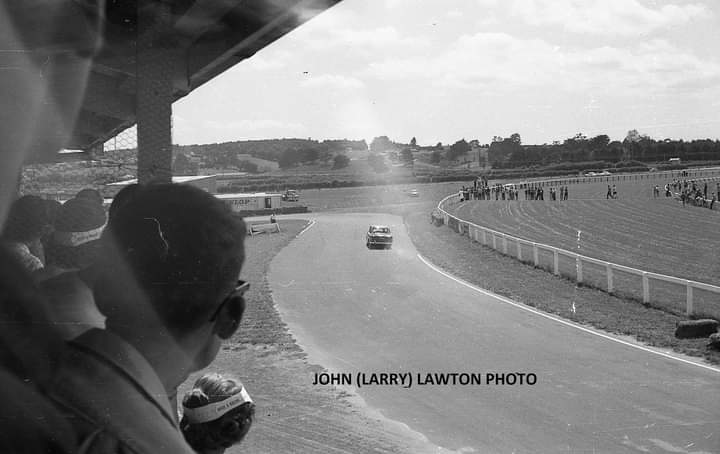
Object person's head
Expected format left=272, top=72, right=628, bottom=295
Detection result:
left=96, top=184, right=247, bottom=370
left=39, top=199, right=63, bottom=248
left=74, top=188, right=104, bottom=207
left=46, top=197, right=107, bottom=270
left=180, top=373, right=255, bottom=452
left=107, top=183, right=140, bottom=222
left=2, top=195, right=51, bottom=244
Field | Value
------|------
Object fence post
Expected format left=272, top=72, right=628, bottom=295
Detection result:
left=492, top=234, right=497, bottom=250
left=576, top=256, right=583, bottom=283
left=606, top=264, right=614, bottom=293
left=533, top=243, right=539, bottom=266
left=553, top=249, right=559, bottom=276
left=686, top=283, right=694, bottom=316
left=517, top=239, right=522, bottom=261
left=642, top=273, right=650, bottom=303
left=502, top=236, right=508, bottom=255
left=482, top=230, right=487, bottom=245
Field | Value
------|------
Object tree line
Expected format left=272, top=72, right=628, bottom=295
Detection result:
left=173, top=138, right=368, bottom=172
left=488, top=131, right=720, bottom=168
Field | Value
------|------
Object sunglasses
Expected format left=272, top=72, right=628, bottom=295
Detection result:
left=209, top=280, right=250, bottom=322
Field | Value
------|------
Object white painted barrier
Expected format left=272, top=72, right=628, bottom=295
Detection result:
left=437, top=193, right=720, bottom=316
left=249, top=222, right=280, bottom=236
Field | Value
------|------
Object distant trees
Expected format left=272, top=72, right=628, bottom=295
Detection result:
left=429, top=150, right=442, bottom=164
left=446, top=139, right=470, bottom=161
left=367, top=154, right=388, bottom=173
left=173, top=131, right=720, bottom=174
left=489, top=135, right=522, bottom=167
left=332, top=154, right=350, bottom=169
left=370, top=136, right=396, bottom=152
left=237, top=160, right=258, bottom=173
left=277, top=146, right=327, bottom=169
left=484, top=129, right=720, bottom=169
left=278, top=150, right=297, bottom=169
left=400, top=148, right=414, bottom=166
left=174, top=138, right=366, bottom=167
left=172, top=153, right=198, bottom=175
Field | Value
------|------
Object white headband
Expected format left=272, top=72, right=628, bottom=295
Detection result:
left=182, top=386, right=253, bottom=424
left=53, top=223, right=106, bottom=247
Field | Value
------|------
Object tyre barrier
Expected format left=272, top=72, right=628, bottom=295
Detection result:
left=708, top=333, right=720, bottom=349
left=674, top=319, right=719, bottom=339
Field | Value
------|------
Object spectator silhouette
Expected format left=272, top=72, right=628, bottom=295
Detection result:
left=181, top=373, right=255, bottom=453
left=1, top=195, right=52, bottom=273
left=37, top=197, right=107, bottom=339
left=46, top=184, right=247, bottom=453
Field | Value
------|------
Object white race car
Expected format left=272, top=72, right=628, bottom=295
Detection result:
left=366, top=225, right=393, bottom=249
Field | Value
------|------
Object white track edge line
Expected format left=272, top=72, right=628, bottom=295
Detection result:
left=417, top=253, right=720, bottom=374
left=297, top=219, right=316, bottom=237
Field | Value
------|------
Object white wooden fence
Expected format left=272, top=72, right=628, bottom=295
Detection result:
left=437, top=193, right=720, bottom=317
left=486, top=166, right=720, bottom=188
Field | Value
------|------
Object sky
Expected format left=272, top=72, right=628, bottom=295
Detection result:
left=172, top=0, right=720, bottom=147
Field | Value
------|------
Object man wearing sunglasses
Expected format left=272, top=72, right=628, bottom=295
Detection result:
left=47, top=184, right=248, bottom=453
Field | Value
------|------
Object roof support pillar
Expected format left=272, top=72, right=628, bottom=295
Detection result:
left=136, top=2, right=174, bottom=185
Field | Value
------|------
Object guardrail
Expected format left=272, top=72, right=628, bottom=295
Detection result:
left=437, top=193, right=720, bottom=318
left=492, top=167, right=720, bottom=187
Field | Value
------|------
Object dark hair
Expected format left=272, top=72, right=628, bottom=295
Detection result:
left=180, top=373, right=254, bottom=451
left=74, top=188, right=104, bottom=206
left=2, top=195, right=50, bottom=243
left=108, top=184, right=140, bottom=222
left=46, top=198, right=106, bottom=270
left=42, top=199, right=62, bottom=225
left=100, top=184, right=246, bottom=331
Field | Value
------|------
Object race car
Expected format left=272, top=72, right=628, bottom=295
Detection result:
left=366, top=225, right=393, bottom=249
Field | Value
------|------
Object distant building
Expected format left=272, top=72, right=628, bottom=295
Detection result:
left=105, top=176, right=282, bottom=212
left=215, top=192, right=283, bottom=212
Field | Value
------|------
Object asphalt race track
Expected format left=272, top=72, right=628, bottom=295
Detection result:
left=269, top=213, right=720, bottom=453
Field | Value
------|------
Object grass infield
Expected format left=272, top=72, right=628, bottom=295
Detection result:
left=446, top=178, right=720, bottom=320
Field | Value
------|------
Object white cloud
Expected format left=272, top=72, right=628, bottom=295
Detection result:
left=297, top=25, right=428, bottom=54
left=447, top=10, right=463, bottom=19
left=509, top=0, right=709, bottom=36
left=202, top=119, right=306, bottom=134
left=300, top=74, right=365, bottom=89
left=365, top=32, right=720, bottom=95
left=366, top=33, right=565, bottom=88
left=476, top=14, right=500, bottom=27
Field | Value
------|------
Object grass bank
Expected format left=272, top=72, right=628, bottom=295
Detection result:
left=400, top=208, right=720, bottom=366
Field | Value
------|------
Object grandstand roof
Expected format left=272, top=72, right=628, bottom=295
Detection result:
left=16, top=0, right=341, bottom=162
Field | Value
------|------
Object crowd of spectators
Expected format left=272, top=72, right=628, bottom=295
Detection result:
left=0, top=4, right=259, bottom=453
left=0, top=184, right=253, bottom=453
left=459, top=179, right=569, bottom=202
left=655, top=179, right=718, bottom=210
